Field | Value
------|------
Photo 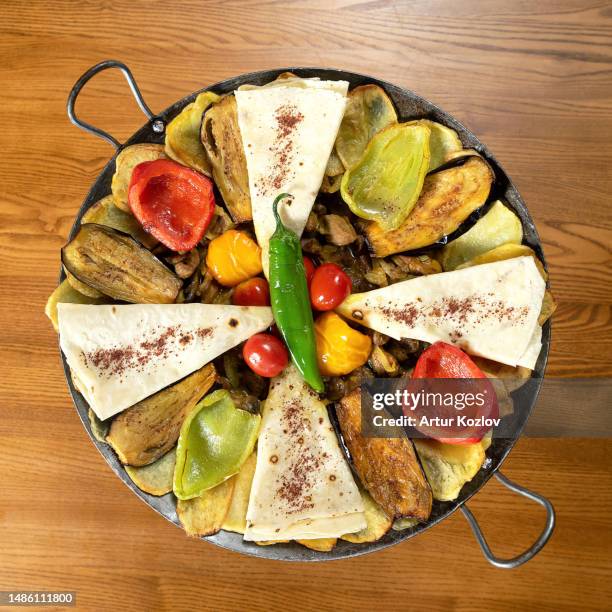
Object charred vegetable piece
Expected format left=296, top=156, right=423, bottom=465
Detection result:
left=177, top=477, right=235, bottom=537
left=392, top=254, right=442, bottom=276
left=221, top=452, right=257, bottom=534
left=168, top=249, right=200, bottom=279
left=365, top=156, right=494, bottom=257
left=340, top=487, right=393, bottom=544
left=205, top=205, right=235, bottom=240
left=539, top=290, right=557, bottom=325
left=173, top=389, right=260, bottom=500
left=269, top=194, right=324, bottom=392
left=337, top=389, right=432, bottom=521
left=201, top=95, right=252, bottom=222
left=314, top=312, right=372, bottom=377
left=128, top=159, right=216, bottom=252
left=81, top=194, right=157, bottom=249
left=325, top=147, right=345, bottom=177
left=320, top=173, right=343, bottom=194
left=125, top=448, right=176, bottom=496
left=472, top=356, right=532, bottom=394
left=457, top=243, right=547, bottom=280
left=318, top=214, right=357, bottom=246
left=111, top=143, right=166, bottom=211
left=441, top=200, right=523, bottom=270
left=64, top=269, right=104, bottom=298
left=62, top=224, right=181, bottom=304
left=336, top=84, right=398, bottom=169
left=368, top=345, right=400, bottom=377
left=45, top=280, right=108, bottom=332
left=165, top=91, right=220, bottom=175
left=413, top=439, right=485, bottom=502
left=406, top=119, right=462, bottom=171
left=392, top=517, right=419, bottom=531
left=341, top=123, right=430, bottom=231
left=106, top=364, right=216, bottom=466
left=206, top=229, right=263, bottom=287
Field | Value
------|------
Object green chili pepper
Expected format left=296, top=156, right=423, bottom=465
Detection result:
left=269, top=193, right=324, bottom=392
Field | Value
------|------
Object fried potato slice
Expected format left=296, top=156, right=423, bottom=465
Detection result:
left=365, top=156, right=494, bottom=257
left=337, top=390, right=432, bottom=521
left=441, top=200, right=523, bottom=271
left=125, top=448, right=176, bottom=496
left=81, top=194, right=157, bottom=249
left=106, top=364, right=216, bottom=466
left=201, top=95, right=252, bottom=223
left=177, top=477, right=235, bottom=537
left=413, top=439, right=485, bottom=502
left=255, top=540, right=290, bottom=546
left=45, top=280, right=108, bottom=332
left=392, top=517, right=419, bottom=531
left=297, top=538, right=337, bottom=552
left=472, top=356, right=532, bottom=394
left=456, top=242, right=547, bottom=280
left=221, top=452, right=257, bottom=534
left=340, top=487, right=392, bottom=543
left=539, top=290, right=557, bottom=325
left=111, top=143, right=167, bottom=211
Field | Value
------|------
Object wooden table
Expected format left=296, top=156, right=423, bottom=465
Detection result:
left=1, top=1, right=610, bottom=610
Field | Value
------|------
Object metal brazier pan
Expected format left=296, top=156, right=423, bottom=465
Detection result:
left=62, top=60, right=555, bottom=565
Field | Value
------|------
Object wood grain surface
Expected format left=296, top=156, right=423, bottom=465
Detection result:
left=1, top=1, right=611, bottom=610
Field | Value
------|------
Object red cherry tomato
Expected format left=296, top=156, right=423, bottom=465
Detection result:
left=128, top=159, right=215, bottom=252
left=243, top=333, right=289, bottom=378
left=232, top=277, right=270, bottom=307
left=303, top=256, right=316, bottom=287
left=310, top=263, right=352, bottom=311
left=409, top=342, right=499, bottom=445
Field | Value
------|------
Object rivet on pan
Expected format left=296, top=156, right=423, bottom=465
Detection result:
left=152, top=119, right=165, bottom=133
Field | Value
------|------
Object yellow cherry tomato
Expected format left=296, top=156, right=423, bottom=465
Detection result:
left=206, top=229, right=263, bottom=287
left=314, top=312, right=372, bottom=377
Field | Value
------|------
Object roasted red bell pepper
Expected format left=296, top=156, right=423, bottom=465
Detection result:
left=128, top=159, right=215, bottom=251
left=410, top=341, right=499, bottom=445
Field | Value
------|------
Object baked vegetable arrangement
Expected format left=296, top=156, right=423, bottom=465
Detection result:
left=47, top=74, right=556, bottom=550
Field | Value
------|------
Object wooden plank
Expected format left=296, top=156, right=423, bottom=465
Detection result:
left=0, top=0, right=610, bottom=609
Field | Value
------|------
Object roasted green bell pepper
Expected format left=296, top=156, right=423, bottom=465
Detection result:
left=173, top=390, right=260, bottom=500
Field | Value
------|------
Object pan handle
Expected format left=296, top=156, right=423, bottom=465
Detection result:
left=461, top=471, right=555, bottom=569
left=66, top=59, right=164, bottom=149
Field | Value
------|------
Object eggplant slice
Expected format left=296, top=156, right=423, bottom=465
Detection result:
left=200, top=95, right=252, bottom=223
left=62, top=223, right=181, bottom=304
left=365, top=156, right=494, bottom=257
left=106, top=364, right=216, bottom=467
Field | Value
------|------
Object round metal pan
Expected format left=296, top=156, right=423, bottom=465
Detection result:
left=61, top=61, right=554, bottom=565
